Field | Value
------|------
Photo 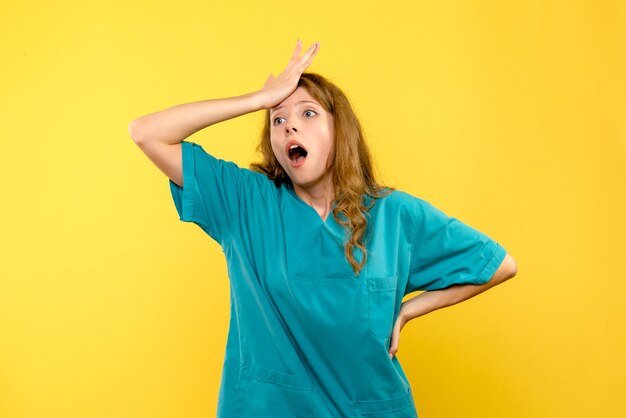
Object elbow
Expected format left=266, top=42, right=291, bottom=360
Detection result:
left=128, top=119, right=145, bottom=145
left=489, top=253, right=517, bottom=285
left=503, top=253, right=518, bottom=279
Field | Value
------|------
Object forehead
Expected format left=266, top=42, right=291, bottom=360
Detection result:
left=270, top=87, right=320, bottom=115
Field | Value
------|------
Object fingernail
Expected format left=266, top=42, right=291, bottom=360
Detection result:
left=297, top=39, right=301, bottom=44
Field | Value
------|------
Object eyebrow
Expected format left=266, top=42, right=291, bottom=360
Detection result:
left=270, top=100, right=319, bottom=116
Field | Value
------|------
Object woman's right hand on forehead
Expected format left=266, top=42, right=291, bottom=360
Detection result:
left=256, top=39, right=320, bottom=110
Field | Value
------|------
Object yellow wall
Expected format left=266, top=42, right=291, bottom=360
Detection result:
left=1, top=1, right=624, bottom=417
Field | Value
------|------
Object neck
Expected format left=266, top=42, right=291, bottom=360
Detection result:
left=293, top=175, right=335, bottom=219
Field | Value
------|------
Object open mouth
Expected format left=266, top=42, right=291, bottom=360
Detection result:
left=288, top=144, right=308, bottom=164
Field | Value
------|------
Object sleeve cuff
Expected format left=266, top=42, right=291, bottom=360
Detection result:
left=169, top=141, right=204, bottom=226
left=477, top=243, right=507, bottom=283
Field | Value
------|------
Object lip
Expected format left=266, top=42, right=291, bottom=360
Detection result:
left=286, top=139, right=308, bottom=168
left=289, top=155, right=307, bottom=168
left=285, top=139, right=308, bottom=156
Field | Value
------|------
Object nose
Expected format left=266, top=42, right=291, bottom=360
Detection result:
left=285, top=118, right=298, bottom=134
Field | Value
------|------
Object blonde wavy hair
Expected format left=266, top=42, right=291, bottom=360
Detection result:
left=249, top=72, right=395, bottom=277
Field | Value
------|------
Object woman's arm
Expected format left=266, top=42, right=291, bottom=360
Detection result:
left=399, top=253, right=518, bottom=324
left=128, top=91, right=264, bottom=146
left=127, top=40, right=320, bottom=186
left=128, top=39, right=320, bottom=146
left=128, top=91, right=266, bottom=187
left=388, top=254, right=517, bottom=359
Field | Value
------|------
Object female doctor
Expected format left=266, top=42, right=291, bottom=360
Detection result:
left=130, top=39, right=518, bottom=418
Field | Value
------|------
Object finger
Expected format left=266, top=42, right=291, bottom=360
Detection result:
left=388, top=338, right=396, bottom=357
left=262, top=73, right=274, bottom=88
left=388, top=323, right=401, bottom=358
left=290, top=39, right=303, bottom=60
left=298, top=42, right=319, bottom=69
left=296, top=45, right=317, bottom=72
left=389, top=342, right=398, bottom=358
left=299, top=58, right=314, bottom=72
left=388, top=344, right=396, bottom=359
left=302, top=42, right=319, bottom=62
left=284, top=42, right=304, bottom=72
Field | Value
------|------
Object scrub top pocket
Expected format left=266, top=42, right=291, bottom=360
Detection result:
left=237, top=362, right=316, bottom=418
left=354, top=386, right=417, bottom=417
left=367, top=276, right=399, bottom=342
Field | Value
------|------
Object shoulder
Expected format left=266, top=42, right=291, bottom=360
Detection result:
left=377, top=189, right=455, bottom=228
left=184, top=141, right=282, bottom=191
left=368, top=189, right=435, bottom=230
left=375, top=189, right=431, bottom=214
left=189, top=141, right=277, bottom=190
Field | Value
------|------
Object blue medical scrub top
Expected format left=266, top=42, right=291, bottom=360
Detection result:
left=169, top=141, right=507, bottom=418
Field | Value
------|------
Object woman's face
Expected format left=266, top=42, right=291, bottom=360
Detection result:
left=269, top=87, right=335, bottom=191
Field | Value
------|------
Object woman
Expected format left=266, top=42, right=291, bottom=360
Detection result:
left=130, top=39, right=518, bottom=418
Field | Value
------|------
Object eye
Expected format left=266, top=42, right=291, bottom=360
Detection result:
left=272, top=109, right=318, bottom=126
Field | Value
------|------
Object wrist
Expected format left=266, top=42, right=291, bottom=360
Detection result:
left=249, top=91, right=268, bottom=111
left=398, top=305, right=411, bottom=328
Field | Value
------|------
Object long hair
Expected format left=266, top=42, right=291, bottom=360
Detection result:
left=249, top=72, right=395, bottom=277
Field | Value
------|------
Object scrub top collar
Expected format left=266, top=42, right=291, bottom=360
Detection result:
left=283, top=182, right=338, bottom=225
left=281, top=182, right=377, bottom=255
left=282, top=182, right=347, bottom=246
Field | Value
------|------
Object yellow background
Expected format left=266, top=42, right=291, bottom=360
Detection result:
left=1, top=1, right=624, bottom=417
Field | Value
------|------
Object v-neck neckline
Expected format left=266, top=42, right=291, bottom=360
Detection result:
left=284, top=183, right=337, bottom=227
